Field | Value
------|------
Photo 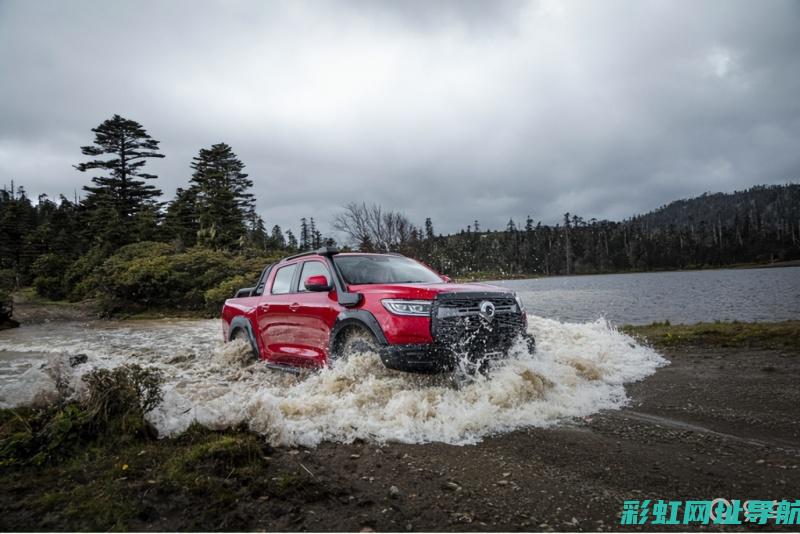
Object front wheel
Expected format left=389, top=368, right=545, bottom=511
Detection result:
left=231, top=328, right=257, bottom=361
left=335, top=328, right=381, bottom=360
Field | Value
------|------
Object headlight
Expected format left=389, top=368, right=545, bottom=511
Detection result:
left=514, top=293, right=526, bottom=313
left=382, top=299, right=432, bottom=317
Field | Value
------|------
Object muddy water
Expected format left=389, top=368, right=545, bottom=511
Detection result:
left=0, top=316, right=666, bottom=446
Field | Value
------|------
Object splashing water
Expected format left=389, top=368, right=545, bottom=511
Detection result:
left=0, top=316, right=666, bottom=446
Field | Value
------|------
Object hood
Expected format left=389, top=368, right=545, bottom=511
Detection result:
left=347, top=281, right=513, bottom=299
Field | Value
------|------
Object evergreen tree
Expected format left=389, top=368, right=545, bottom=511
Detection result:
left=424, top=217, right=435, bottom=240
left=188, top=143, right=254, bottom=250
left=285, top=229, right=298, bottom=251
left=247, top=213, right=268, bottom=251
left=164, top=187, right=199, bottom=248
left=299, top=218, right=310, bottom=250
left=75, top=115, right=164, bottom=247
left=270, top=225, right=286, bottom=249
left=309, top=218, right=322, bottom=249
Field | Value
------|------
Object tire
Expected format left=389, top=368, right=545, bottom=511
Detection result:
left=231, top=328, right=257, bottom=360
left=335, top=327, right=380, bottom=359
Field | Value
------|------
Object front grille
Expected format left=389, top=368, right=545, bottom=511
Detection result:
left=431, top=292, right=525, bottom=354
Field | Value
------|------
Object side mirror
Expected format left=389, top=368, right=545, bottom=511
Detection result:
left=441, top=275, right=452, bottom=283
left=304, top=275, right=332, bottom=292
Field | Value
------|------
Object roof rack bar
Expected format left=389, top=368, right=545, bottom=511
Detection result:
left=280, top=246, right=340, bottom=263
left=281, top=250, right=316, bottom=262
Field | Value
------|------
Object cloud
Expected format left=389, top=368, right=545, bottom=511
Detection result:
left=1, top=0, right=798, bottom=237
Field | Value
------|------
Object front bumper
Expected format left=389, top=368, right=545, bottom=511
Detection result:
left=380, top=332, right=535, bottom=373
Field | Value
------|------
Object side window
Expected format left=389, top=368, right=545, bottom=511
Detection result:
left=298, top=261, right=331, bottom=292
left=253, top=264, right=273, bottom=296
left=271, top=264, right=297, bottom=295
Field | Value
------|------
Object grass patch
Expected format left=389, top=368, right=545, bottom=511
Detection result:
left=0, top=415, right=330, bottom=531
left=621, top=320, right=800, bottom=350
left=454, top=270, right=542, bottom=283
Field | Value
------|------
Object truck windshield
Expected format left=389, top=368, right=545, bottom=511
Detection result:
left=333, top=255, right=443, bottom=285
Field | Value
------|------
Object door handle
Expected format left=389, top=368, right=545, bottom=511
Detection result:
left=258, top=303, right=270, bottom=312
left=289, top=302, right=300, bottom=312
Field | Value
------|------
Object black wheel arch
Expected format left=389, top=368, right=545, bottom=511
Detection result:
left=329, top=310, right=388, bottom=355
left=228, top=316, right=259, bottom=356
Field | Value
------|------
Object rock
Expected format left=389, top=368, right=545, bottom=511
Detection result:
left=389, top=485, right=401, bottom=498
left=442, top=481, right=461, bottom=492
left=350, top=454, right=361, bottom=459
left=497, top=480, right=509, bottom=486
left=69, top=354, right=88, bottom=367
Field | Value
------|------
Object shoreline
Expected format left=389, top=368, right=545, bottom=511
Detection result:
left=5, top=286, right=798, bottom=332
left=459, top=258, right=800, bottom=282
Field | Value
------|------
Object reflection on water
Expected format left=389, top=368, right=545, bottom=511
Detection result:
left=493, top=266, right=800, bottom=325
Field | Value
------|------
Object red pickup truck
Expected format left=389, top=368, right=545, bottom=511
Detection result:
left=221, top=247, right=534, bottom=373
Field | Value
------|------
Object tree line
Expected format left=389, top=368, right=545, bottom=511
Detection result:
left=0, top=114, right=334, bottom=316
left=331, top=185, right=800, bottom=277
left=1, top=113, right=798, bottom=319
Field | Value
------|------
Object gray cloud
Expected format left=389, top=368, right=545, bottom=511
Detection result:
left=1, top=0, right=798, bottom=238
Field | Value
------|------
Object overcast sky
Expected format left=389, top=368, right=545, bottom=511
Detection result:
left=1, top=0, right=798, bottom=237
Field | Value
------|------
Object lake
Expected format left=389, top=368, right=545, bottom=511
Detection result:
left=491, top=266, right=800, bottom=325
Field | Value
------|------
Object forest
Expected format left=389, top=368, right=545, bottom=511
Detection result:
left=1, top=114, right=798, bottom=319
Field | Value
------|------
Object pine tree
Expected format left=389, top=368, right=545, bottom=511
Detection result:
left=74, top=115, right=165, bottom=247
left=247, top=213, right=268, bottom=250
left=164, top=187, right=199, bottom=248
left=299, top=218, right=310, bottom=250
left=270, top=225, right=286, bottom=249
left=285, top=230, right=298, bottom=251
left=188, top=143, right=255, bottom=250
left=310, top=218, right=323, bottom=248
left=424, top=217, right=435, bottom=240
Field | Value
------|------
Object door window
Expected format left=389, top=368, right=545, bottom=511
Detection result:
left=271, top=264, right=297, bottom=294
left=298, top=261, right=331, bottom=292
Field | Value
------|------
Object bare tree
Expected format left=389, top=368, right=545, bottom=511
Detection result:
left=332, top=202, right=416, bottom=251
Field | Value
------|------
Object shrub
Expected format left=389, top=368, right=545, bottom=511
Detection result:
left=31, top=253, right=72, bottom=300
left=0, top=268, right=15, bottom=291
left=93, top=244, right=278, bottom=314
left=61, top=247, right=109, bottom=301
left=0, top=290, right=11, bottom=322
left=0, top=364, right=163, bottom=465
left=82, top=364, right=163, bottom=437
left=204, top=274, right=256, bottom=315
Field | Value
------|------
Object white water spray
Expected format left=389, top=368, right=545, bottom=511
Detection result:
left=0, top=315, right=666, bottom=446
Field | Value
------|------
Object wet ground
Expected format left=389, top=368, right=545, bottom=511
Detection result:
left=232, top=344, right=800, bottom=531
left=2, top=343, right=798, bottom=531
left=1, top=297, right=798, bottom=530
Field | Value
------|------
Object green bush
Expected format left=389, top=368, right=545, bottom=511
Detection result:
left=92, top=243, right=277, bottom=314
left=204, top=274, right=256, bottom=314
left=0, top=364, right=163, bottom=466
left=0, top=268, right=15, bottom=291
left=82, top=364, right=163, bottom=437
left=31, top=254, right=72, bottom=300
left=61, top=247, right=109, bottom=301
